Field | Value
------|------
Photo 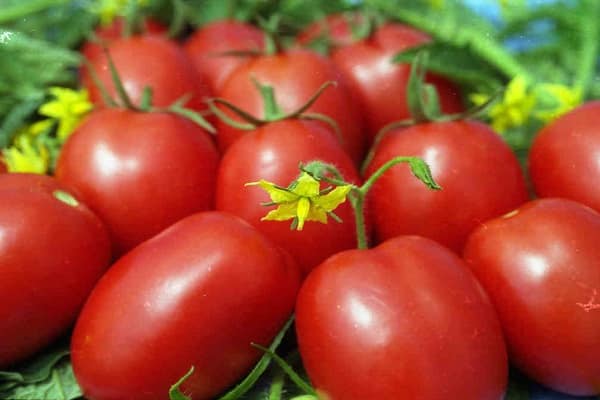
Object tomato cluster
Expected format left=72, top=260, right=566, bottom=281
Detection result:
left=2, top=11, right=600, bottom=400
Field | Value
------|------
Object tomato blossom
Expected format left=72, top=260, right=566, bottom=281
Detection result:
left=93, top=0, right=149, bottom=26
left=533, top=83, right=582, bottom=123
left=470, top=75, right=536, bottom=134
left=1, top=127, right=50, bottom=174
left=39, top=87, right=93, bottom=141
left=247, top=172, right=352, bottom=231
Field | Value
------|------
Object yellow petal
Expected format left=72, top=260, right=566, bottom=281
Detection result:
left=295, top=197, right=311, bottom=230
left=292, top=172, right=321, bottom=197
left=504, top=76, right=528, bottom=105
left=313, top=185, right=352, bottom=212
left=261, top=202, right=300, bottom=222
left=246, top=180, right=299, bottom=203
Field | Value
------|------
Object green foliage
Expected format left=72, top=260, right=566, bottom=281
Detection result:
left=0, top=342, right=82, bottom=400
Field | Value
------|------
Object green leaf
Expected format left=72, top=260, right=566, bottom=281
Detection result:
left=0, top=96, right=44, bottom=148
left=408, top=157, right=441, bottom=191
left=169, top=366, right=194, bottom=400
left=0, top=343, right=82, bottom=400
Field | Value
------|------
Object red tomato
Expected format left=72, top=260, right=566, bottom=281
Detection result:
left=81, top=35, right=210, bottom=111
left=71, top=211, right=300, bottom=400
left=216, top=119, right=361, bottom=276
left=463, top=198, right=600, bottom=396
left=80, top=18, right=167, bottom=67
left=529, top=101, right=600, bottom=213
left=55, top=108, right=219, bottom=255
left=184, top=20, right=265, bottom=94
left=0, top=174, right=111, bottom=368
left=296, top=235, right=508, bottom=400
left=214, top=49, right=367, bottom=164
left=365, top=120, right=529, bottom=252
left=296, top=12, right=366, bottom=48
left=299, top=16, right=463, bottom=142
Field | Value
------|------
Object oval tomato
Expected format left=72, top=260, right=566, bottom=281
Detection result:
left=463, top=198, right=600, bottom=396
left=184, top=20, right=265, bottom=94
left=529, top=101, right=600, bottom=213
left=82, top=35, right=210, bottom=111
left=0, top=173, right=111, bottom=367
left=296, top=235, right=508, bottom=400
left=213, top=49, right=367, bottom=164
left=55, top=108, right=219, bottom=255
left=71, top=211, right=300, bottom=400
left=365, top=120, right=529, bottom=252
left=299, top=16, right=463, bottom=142
left=215, top=119, right=361, bottom=276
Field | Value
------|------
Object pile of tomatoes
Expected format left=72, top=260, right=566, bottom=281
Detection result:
left=2, top=11, right=600, bottom=400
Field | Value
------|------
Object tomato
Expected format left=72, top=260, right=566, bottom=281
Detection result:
left=0, top=159, right=6, bottom=173
left=80, top=18, right=167, bottom=67
left=81, top=35, right=210, bottom=111
left=296, top=235, right=508, bottom=400
left=71, top=211, right=300, bottom=400
left=529, top=101, right=600, bottom=213
left=0, top=173, right=111, bottom=368
left=213, top=49, right=367, bottom=164
left=365, top=120, right=529, bottom=252
left=215, top=119, right=361, bottom=276
left=184, top=20, right=265, bottom=94
left=463, top=198, right=600, bottom=396
left=299, top=16, right=463, bottom=142
left=55, top=108, right=219, bottom=256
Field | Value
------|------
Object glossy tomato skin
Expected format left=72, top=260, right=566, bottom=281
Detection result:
left=365, top=120, right=529, bottom=252
left=300, top=18, right=463, bottom=142
left=463, top=198, right=600, bottom=396
left=82, top=35, right=210, bottom=111
left=529, top=101, right=600, bottom=213
left=71, top=211, right=301, bottom=400
left=296, top=235, right=508, bottom=400
left=0, top=174, right=111, bottom=368
left=214, top=50, right=366, bottom=164
left=216, top=119, right=362, bottom=276
left=184, top=20, right=265, bottom=94
left=55, top=108, right=219, bottom=255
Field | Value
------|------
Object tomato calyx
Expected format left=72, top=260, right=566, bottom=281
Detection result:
left=207, top=78, right=341, bottom=137
left=84, top=45, right=215, bottom=133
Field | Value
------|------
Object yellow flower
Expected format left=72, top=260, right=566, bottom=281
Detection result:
left=534, top=83, right=582, bottom=123
left=39, top=87, right=93, bottom=141
left=93, top=0, right=149, bottom=26
left=246, top=172, right=353, bottom=231
left=470, top=75, right=536, bottom=133
left=1, top=130, right=50, bottom=174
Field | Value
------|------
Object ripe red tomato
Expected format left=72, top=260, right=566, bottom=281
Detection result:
left=55, top=108, right=219, bottom=255
left=463, top=198, right=600, bottom=396
left=0, top=173, right=111, bottom=368
left=529, top=101, right=600, bottom=213
left=296, top=235, right=508, bottom=400
left=365, top=120, right=529, bottom=252
left=81, top=35, right=210, bottom=111
left=299, top=16, right=463, bottom=142
left=71, top=211, right=301, bottom=400
left=184, top=20, right=265, bottom=94
left=213, top=49, right=367, bottom=164
left=80, top=18, right=167, bottom=67
left=215, top=119, right=362, bottom=276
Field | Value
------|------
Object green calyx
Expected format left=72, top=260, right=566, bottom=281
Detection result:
left=207, top=78, right=341, bottom=137
left=85, top=45, right=215, bottom=134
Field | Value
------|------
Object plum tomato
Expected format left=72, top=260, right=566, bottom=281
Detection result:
left=296, top=235, right=508, bottom=400
left=215, top=119, right=362, bottom=276
left=529, top=101, right=600, bottom=213
left=0, top=173, right=111, bottom=368
left=463, top=198, right=600, bottom=396
left=298, top=15, right=463, bottom=142
left=71, top=211, right=301, bottom=400
left=213, top=49, right=367, bottom=164
left=81, top=35, right=210, bottom=112
left=364, top=119, right=529, bottom=253
left=184, top=20, right=265, bottom=94
left=55, top=108, right=219, bottom=256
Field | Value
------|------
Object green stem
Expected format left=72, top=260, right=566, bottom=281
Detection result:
left=348, top=191, right=369, bottom=250
left=268, top=369, right=285, bottom=400
left=0, top=0, right=68, bottom=23
left=253, top=78, right=282, bottom=120
left=573, top=0, right=600, bottom=95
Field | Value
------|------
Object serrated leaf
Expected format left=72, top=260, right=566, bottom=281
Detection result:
left=408, top=158, right=441, bottom=190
